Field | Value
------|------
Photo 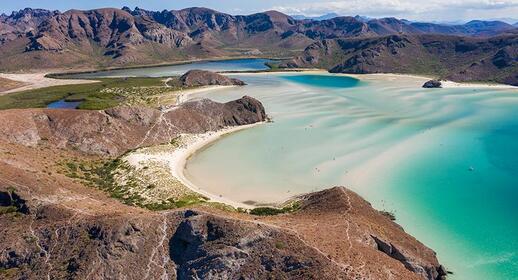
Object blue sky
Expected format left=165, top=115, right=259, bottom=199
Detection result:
left=1, top=0, right=517, bottom=23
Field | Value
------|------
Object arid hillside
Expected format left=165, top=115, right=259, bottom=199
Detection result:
left=281, top=34, right=518, bottom=85
left=1, top=7, right=516, bottom=72
left=0, top=96, right=447, bottom=279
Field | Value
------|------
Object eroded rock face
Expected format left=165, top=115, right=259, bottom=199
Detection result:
left=283, top=34, right=518, bottom=86
left=0, top=190, right=29, bottom=214
left=0, top=186, right=445, bottom=280
left=423, top=80, right=442, bottom=88
left=372, top=235, right=447, bottom=280
left=0, top=96, right=266, bottom=155
left=179, top=70, right=246, bottom=87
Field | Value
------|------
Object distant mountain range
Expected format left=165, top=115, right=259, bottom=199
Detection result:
left=0, top=7, right=517, bottom=85
left=291, top=13, right=341, bottom=21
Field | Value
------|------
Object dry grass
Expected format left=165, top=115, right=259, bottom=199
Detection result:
left=0, top=77, right=26, bottom=93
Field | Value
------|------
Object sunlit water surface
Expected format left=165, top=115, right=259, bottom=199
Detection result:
left=65, top=58, right=271, bottom=78
left=184, top=72, right=518, bottom=280
left=83, top=59, right=518, bottom=279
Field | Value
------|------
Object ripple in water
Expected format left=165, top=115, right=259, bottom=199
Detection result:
left=185, top=72, right=518, bottom=280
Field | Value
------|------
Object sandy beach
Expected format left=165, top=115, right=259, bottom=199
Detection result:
left=124, top=122, right=265, bottom=209
left=344, top=73, right=517, bottom=89
left=174, top=85, right=237, bottom=105
left=236, top=70, right=517, bottom=89
left=0, top=73, right=96, bottom=95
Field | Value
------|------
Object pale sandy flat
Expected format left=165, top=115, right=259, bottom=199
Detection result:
left=0, top=73, right=97, bottom=95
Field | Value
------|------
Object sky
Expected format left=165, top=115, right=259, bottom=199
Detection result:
left=1, top=0, right=518, bottom=23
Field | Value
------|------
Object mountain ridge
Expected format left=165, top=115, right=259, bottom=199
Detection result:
left=1, top=7, right=517, bottom=72
left=281, top=33, right=518, bottom=86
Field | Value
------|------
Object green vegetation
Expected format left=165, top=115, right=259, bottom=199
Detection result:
left=249, top=201, right=301, bottom=216
left=0, top=206, right=18, bottom=215
left=380, top=210, right=396, bottom=221
left=59, top=157, right=208, bottom=211
left=0, top=77, right=191, bottom=110
left=0, top=267, right=19, bottom=278
left=275, top=241, right=286, bottom=249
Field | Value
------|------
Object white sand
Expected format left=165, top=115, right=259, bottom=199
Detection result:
left=0, top=73, right=96, bottom=95
left=342, top=73, right=517, bottom=89
left=174, top=85, right=237, bottom=105
left=125, top=123, right=264, bottom=209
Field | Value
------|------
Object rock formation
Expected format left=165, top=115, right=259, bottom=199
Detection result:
left=0, top=96, right=266, bottom=155
left=282, top=34, right=518, bottom=86
left=179, top=70, right=246, bottom=86
left=423, top=80, right=442, bottom=88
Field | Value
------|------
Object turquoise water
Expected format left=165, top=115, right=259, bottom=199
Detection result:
left=66, top=58, right=271, bottom=78
left=184, top=73, right=518, bottom=280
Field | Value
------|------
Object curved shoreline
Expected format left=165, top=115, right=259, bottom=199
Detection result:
left=173, top=85, right=237, bottom=105
left=153, top=72, right=517, bottom=210
left=171, top=123, right=265, bottom=209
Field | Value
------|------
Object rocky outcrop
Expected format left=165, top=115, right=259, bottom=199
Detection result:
left=0, top=190, right=29, bottom=214
left=283, top=34, right=518, bottom=86
left=0, top=183, right=445, bottom=279
left=423, top=80, right=442, bottom=88
left=0, top=96, right=266, bottom=155
left=179, top=70, right=246, bottom=86
left=371, top=236, right=447, bottom=280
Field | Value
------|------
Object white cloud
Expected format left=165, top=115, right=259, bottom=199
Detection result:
left=272, top=0, right=518, bottom=22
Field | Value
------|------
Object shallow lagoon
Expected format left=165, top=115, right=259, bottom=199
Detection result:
left=184, top=72, right=518, bottom=280
left=66, top=58, right=272, bottom=78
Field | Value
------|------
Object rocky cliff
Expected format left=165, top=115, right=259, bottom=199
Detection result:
left=282, top=34, right=518, bottom=86
left=0, top=178, right=446, bottom=280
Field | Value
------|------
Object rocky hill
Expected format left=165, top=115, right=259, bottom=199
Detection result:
left=0, top=7, right=516, bottom=71
left=179, top=70, right=246, bottom=86
left=282, top=34, right=518, bottom=85
left=0, top=95, right=448, bottom=279
left=0, top=96, right=266, bottom=155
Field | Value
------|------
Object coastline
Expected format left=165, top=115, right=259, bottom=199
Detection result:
left=46, top=56, right=282, bottom=77
left=125, top=70, right=517, bottom=212
left=172, top=123, right=265, bottom=209
left=343, top=72, right=517, bottom=89
left=124, top=122, right=265, bottom=209
left=173, top=85, right=238, bottom=105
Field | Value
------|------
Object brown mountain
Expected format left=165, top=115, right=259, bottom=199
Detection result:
left=1, top=7, right=517, bottom=71
left=282, top=34, right=518, bottom=86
